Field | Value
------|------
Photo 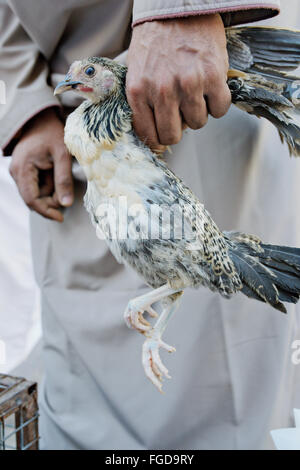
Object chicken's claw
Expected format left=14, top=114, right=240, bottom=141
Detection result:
left=124, top=301, right=158, bottom=333
left=142, top=336, right=176, bottom=392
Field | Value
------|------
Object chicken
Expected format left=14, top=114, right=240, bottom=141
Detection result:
left=54, top=26, right=300, bottom=392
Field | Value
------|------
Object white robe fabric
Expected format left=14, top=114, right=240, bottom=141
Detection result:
left=24, top=1, right=300, bottom=450
left=0, top=156, right=41, bottom=373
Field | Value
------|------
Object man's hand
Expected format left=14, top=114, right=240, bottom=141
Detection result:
left=10, top=108, right=74, bottom=222
left=126, top=14, right=231, bottom=152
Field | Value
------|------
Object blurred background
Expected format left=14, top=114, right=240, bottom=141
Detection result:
left=0, top=153, right=42, bottom=382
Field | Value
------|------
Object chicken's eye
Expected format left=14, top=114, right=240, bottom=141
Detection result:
left=85, top=66, right=95, bottom=77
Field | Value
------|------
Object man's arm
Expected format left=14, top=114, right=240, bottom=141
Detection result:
left=127, top=0, right=280, bottom=151
left=0, top=2, right=73, bottom=221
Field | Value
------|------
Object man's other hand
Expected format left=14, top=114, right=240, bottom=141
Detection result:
left=126, top=14, right=231, bottom=152
left=10, top=108, right=74, bottom=222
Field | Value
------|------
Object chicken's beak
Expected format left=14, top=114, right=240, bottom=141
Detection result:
left=54, top=76, right=83, bottom=95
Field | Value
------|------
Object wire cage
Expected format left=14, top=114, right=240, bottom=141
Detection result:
left=0, top=374, right=39, bottom=450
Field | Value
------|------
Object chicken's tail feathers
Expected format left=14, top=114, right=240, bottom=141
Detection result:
left=226, top=26, right=300, bottom=157
left=224, top=231, right=300, bottom=313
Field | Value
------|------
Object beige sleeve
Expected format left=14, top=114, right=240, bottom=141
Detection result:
left=0, top=1, right=61, bottom=155
left=132, top=0, right=280, bottom=27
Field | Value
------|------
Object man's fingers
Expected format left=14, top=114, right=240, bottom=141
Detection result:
left=39, top=170, right=54, bottom=197
left=206, top=81, right=232, bottom=119
left=126, top=81, right=158, bottom=145
left=31, top=197, right=64, bottom=223
left=180, top=96, right=208, bottom=130
left=129, top=97, right=166, bottom=153
left=13, top=161, right=63, bottom=222
left=154, top=100, right=182, bottom=145
left=14, top=161, right=40, bottom=207
left=53, top=147, right=74, bottom=207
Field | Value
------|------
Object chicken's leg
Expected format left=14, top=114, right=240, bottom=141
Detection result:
left=142, top=294, right=183, bottom=392
left=124, top=284, right=182, bottom=333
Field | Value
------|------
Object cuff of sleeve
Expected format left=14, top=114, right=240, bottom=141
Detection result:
left=0, top=87, right=61, bottom=156
left=132, top=2, right=280, bottom=27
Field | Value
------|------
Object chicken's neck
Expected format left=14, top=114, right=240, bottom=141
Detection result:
left=83, top=85, right=132, bottom=146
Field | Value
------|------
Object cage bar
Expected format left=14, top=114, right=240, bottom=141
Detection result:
left=0, top=374, right=39, bottom=450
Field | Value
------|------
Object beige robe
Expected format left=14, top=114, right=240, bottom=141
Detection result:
left=2, top=0, right=300, bottom=450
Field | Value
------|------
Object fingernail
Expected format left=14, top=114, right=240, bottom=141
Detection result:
left=61, top=195, right=73, bottom=206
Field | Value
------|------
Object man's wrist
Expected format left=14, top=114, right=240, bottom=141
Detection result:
left=3, top=105, right=61, bottom=156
